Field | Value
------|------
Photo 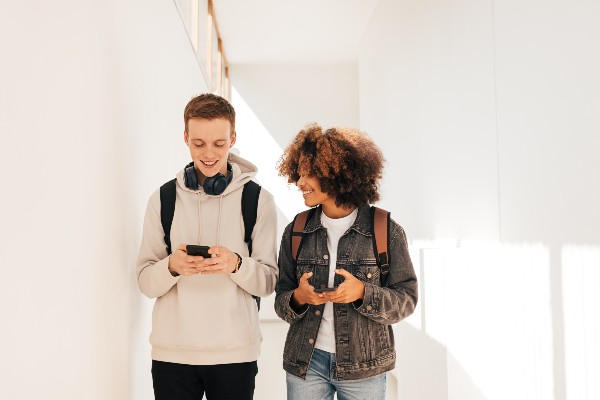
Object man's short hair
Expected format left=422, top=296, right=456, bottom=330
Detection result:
left=184, top=93, right=236, bottom=133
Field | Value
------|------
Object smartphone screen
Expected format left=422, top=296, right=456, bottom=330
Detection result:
left=186, top=245, right=211, bottom=258
left=314, top=287, right=337, bottom=293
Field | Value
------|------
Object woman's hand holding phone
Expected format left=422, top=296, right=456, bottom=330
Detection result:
left=291, top=269, right=365, bottom=307
left=313, top=287, right=337, bottom=293
left=322, top=269, right=365, bottom=303
left=291, top=272, right=332, bottom=307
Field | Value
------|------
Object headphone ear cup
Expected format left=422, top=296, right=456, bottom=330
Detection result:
left=201, top=163, right=233, bottom=195
left=203, top=173, right=224, bottom=195
left=202, top=173, right=233, bottom=196
left=184, top=165, right=199, bottom=190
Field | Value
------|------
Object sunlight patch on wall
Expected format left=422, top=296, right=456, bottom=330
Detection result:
left=562, top=244, right=600, bottom=399
left=231, top=86, right=305, bottom=223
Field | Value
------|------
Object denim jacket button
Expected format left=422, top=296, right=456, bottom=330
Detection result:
left=323, top=255, right=329, bottom=260
left=308, top=338, right=315, bottom=345
left=315, top=310, right=321, bottom=316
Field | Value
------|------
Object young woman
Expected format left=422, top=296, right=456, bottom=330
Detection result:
left=275, top=124, right=418, bottom=400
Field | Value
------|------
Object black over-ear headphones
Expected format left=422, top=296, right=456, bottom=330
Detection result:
left=183, top=162, right=233, bottom=195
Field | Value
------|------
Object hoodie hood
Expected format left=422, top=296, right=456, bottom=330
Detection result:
left=175, top=152, right=258, bottom=196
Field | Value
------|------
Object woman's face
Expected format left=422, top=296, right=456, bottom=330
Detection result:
left=296, top=175, right=334, bottom=208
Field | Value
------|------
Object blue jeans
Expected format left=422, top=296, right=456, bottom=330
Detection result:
left=286, top=348, right=386, bottom=400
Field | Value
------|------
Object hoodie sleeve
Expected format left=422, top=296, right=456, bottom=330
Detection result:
left=229, top=189, right=278, bottom=297
left=136, top=190, right=180, bottom=298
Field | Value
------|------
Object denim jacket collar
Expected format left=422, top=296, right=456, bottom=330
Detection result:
left=303, top=204, right=373, bottom=237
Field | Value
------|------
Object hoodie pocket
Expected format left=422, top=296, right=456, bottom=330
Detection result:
left=241, top=289, right=258, bottom=343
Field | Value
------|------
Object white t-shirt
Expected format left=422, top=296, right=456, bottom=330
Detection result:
left=314, top=208, right=358, bottom=353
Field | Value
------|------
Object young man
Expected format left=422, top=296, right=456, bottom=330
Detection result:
left=275, top=124, right=418, bottom=400
left=136, top=94, right=278, bottom=400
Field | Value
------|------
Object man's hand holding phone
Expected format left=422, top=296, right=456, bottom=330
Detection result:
left=186, top=245, right=211, bottom=258
left=168, top=244, right=209, bottom=276
left=169, top=244, right=239, bottom=276
left=194, top=244, right=239, bottom=275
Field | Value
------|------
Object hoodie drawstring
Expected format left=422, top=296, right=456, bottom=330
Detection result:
left=216, top=195, right=223, bottom=245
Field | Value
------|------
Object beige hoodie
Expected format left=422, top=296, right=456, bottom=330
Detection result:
left=136, top=153, right=278, bottom=365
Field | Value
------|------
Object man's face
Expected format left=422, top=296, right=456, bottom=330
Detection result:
left=184, top=118, right=236, bottom=180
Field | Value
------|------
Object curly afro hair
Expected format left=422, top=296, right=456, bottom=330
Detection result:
left=278, top=124, right=385, bottom=209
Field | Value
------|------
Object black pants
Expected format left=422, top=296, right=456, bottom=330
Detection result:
left=152, top=360, right=258, bottom=400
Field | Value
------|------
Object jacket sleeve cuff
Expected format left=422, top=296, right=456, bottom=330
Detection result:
left=353, top=283, right=380, bottom=316
left=284, top=291, right=308, bottom=321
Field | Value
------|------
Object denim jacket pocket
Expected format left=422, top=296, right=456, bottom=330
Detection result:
left=348, top=259, right=380, bottom=286
left=297, top=257, right=329, bottom=287
left=295, top=259, right=316, bottom=280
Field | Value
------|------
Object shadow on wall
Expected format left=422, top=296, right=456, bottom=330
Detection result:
left=410, top=241, right=600, bottom=399
left=393, top=322, right=486, bottom=400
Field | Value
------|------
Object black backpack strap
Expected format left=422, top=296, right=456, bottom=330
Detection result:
left=160, top=179, right=177, bottom=255
left=241, top=181, right=261, bottom=256
left=371, top=206, right=391, bottom=286
left=241, top=180, right=262, bottom=310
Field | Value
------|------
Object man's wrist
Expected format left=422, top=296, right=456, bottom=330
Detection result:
left=232, top=253, right=242, bottom=273
left=168, top=256, right=179, bottom=277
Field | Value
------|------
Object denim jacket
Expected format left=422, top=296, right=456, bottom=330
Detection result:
left=275, top=205, right=418, bottom=380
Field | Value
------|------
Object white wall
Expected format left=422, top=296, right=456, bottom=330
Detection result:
left=493, top=3, right=600, bottom=398
left=359, top=0, right=499, bottom=241
left=359, top=0, right=600, bottom=399
left=0, top=0, right=207, bottom=399
left=230, top=64, right=359, bottom=149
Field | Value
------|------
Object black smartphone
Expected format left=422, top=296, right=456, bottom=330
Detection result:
left=186, top=245, right=211, bottom=258
left=314, top=287, right=337, bottom=293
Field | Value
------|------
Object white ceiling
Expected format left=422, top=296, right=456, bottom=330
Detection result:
left=212, top=0, right=380, bottom=65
